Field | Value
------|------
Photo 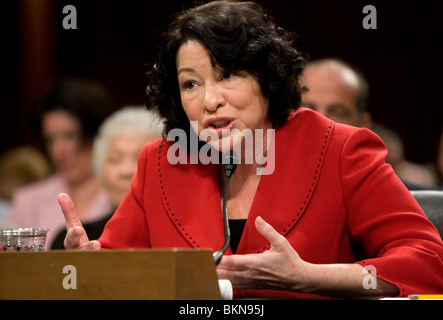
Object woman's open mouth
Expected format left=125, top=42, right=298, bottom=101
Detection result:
left=204, top=117, right=236, bottom=132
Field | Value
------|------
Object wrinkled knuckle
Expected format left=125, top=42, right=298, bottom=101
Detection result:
left=65, top=230, right=79, bottom=248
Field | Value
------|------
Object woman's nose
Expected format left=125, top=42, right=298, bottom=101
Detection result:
left=203, top=85, right=225, bottom=112
left=119, top=159, right=137, bottom=179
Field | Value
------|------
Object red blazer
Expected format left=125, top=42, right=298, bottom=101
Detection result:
left=99, top=108, right=443, bottom=298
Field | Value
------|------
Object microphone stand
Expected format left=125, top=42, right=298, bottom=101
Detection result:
left=213, top=151, right=238, bottom=265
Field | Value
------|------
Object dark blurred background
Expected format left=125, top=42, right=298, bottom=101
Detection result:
left=2, top=0, right=443, bottom=164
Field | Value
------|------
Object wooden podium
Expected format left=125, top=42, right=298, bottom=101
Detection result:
left=0, top=249, right=222, bottom=300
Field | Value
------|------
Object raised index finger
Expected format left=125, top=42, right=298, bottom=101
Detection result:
left=57, top=193, right=82, bottom=230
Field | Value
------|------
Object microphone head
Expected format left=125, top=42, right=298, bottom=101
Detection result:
left=223, top=150, right=238, bottom=165
left=223, top=150, right=238, bottom=177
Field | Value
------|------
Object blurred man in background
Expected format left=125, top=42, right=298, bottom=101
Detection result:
left=300, top=58, right=371, bottom=128
left=301, top=58, right=438, bottom=189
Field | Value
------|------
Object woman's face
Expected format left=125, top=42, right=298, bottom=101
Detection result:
left=42, top=110, right=93, bottom=185
left=176, top=40, right=271, bottom=152
left=102, top=134, right=152, bottom=207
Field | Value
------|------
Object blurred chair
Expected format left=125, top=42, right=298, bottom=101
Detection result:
left=411, top=190, right=443, bottom=240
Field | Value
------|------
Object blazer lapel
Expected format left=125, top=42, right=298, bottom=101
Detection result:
left=237, top=109, right=335, bottom=254
left=157, top=140, right=226, bottom=250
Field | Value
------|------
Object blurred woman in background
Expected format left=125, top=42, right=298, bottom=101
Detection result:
left=10, top=78, right=115, bottom=249
left=51, top=106, right=164, bottom=248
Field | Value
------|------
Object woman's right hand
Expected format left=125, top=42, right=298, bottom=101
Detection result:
left=57, top=193, right=101, bottom=250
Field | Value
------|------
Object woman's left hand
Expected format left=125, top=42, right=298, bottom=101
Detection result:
left=216, top=216, right=310, bottom=292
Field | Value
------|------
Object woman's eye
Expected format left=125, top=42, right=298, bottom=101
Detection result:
left=184, top=81, right=197, bottom=90
left=107, top=155, right=122, bottom=165
left=221, top=72, right=236, bottom=80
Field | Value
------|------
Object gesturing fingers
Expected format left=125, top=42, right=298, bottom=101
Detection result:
left=58, top=193, right=82, bottom=230
left=217, top=217, right=305, bottom=291
left=79, top=240, right=101, bottom=251
left=217, top=254, right=260, bottom=290
left=58, top=193, right=90, bottom=248
left=64, top=226, right=85, bottom=249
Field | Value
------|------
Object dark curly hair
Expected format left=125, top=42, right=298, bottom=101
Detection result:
left=146, top=0, right=306, bottom=136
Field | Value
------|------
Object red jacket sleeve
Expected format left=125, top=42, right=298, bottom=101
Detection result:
left=340, top=128, right=443, bottom=296
left=98, top=144, right=151, bottom=249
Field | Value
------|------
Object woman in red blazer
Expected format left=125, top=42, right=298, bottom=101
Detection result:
left=59, top=1, right=443, bottom=299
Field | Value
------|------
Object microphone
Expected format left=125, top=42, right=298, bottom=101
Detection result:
left=223, top=150, right=238, bottom=178
left=213, top=150, right=238, bottom=265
